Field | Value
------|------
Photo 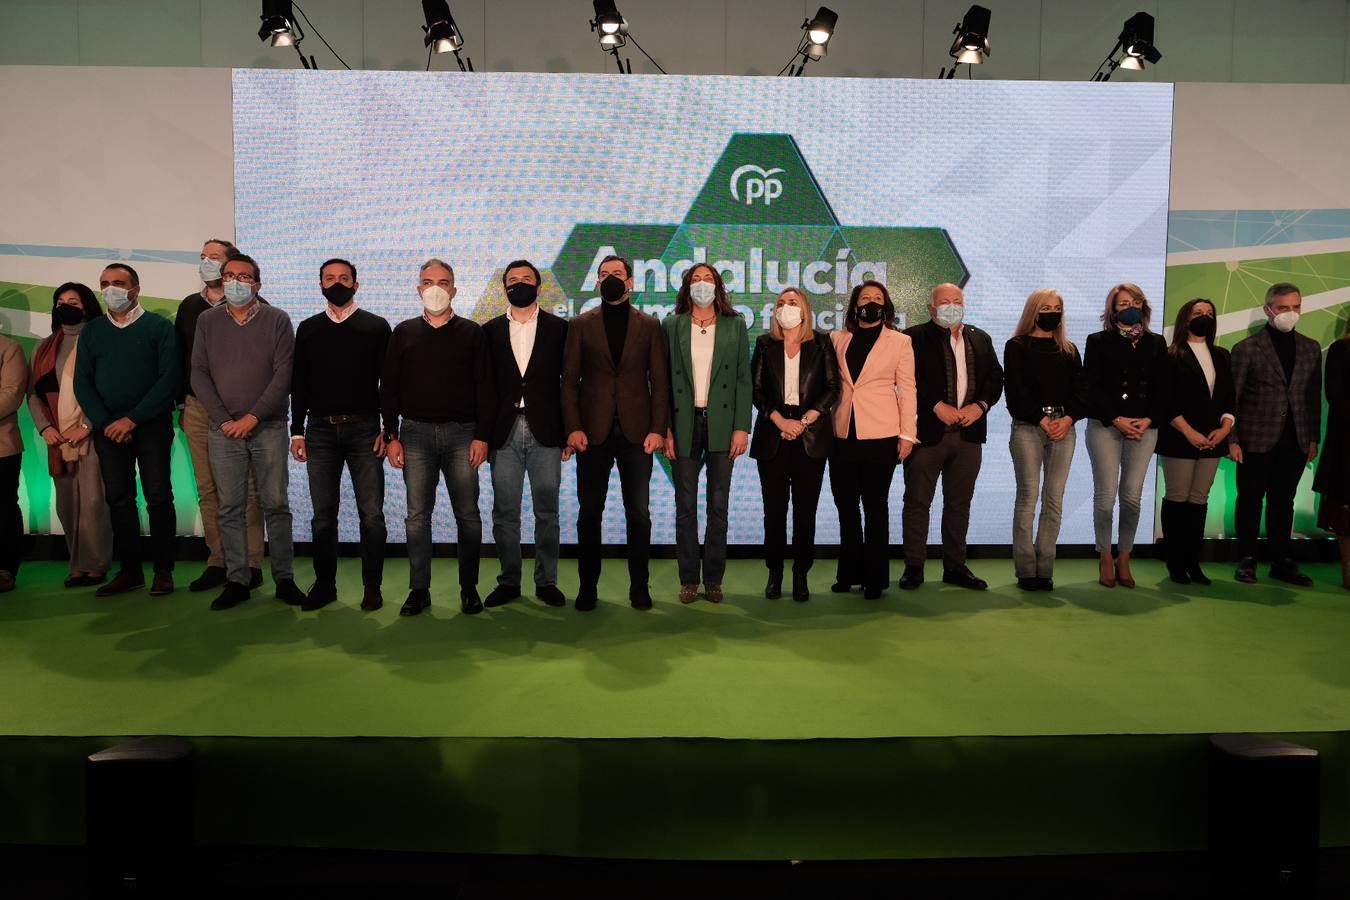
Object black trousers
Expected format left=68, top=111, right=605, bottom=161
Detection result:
left=901, top=430, right=982, bottom=568
left=0, top=454, right=21, bottom=574
left=93, top=414, right=177, bottom=574
left=829, top=439, right=897, bottom=590
left=757, top=440, right=827, bottom=576
left=576, top=422, right=652, bottom=590
left=1235, top=427, right=1307, bottom=561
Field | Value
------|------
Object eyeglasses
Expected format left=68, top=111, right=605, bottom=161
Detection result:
left=221, top=273, right=257, bottom=284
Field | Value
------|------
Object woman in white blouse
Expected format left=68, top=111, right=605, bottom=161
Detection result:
left=1156, top=298, right=1236, bottom=584
left=661, top=264, right=752, bottom=604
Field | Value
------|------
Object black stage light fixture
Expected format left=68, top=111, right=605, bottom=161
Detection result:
left=589, top=0, right=666, bottom=75
left=258, top=0, right=316, bottom=68
left=779, top=6, right=839, bottom=76
left=1092, top=11, right=1162, bottom=81
left=940, top=4, right=991, bottom=78
left=422, top=0, right=474, bottom=71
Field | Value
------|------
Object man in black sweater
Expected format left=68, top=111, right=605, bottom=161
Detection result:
left=290, top=258, right=392, bottom=612
left=382, top=259, right=496, bottom=616
left=482, top=260, right=570, bottom=609
left=899, top=283, right=1004, bottom=591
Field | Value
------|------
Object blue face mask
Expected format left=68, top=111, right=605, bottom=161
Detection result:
left=223, top=280, right=254, bottom=306
left=199, top=257, right=223, bottom=282
left=102, top=285, right=133, bottom=313
left=934, top=303, right=964, bottom=328
left=1116, top=306, right=1144, bottom=326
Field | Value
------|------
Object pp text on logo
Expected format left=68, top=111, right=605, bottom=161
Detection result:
left=730, top=164, right=784, bottom=206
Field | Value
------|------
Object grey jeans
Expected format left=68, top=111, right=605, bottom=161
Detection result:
left=1010, top=421, right=1077, bottom=579
left=1084, top=420, right=1158, bottom=554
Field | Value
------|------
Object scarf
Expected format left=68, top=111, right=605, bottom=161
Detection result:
left=1118, top=323, right=1145, bottom=346
left=30, top=329, right=89, bottom=476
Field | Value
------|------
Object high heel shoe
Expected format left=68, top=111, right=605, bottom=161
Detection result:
left=1098, top=553, right=1116, bottom=588
left=1115, top=553, right=1135, bottom=589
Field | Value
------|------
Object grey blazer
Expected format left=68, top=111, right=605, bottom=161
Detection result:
left=1231, top=327, right=1322, bottom=454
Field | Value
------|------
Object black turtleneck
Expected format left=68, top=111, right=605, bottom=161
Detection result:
left=846, top=324, right=882, bottom=382
left=603, top=300, right=629, bottom=364
left=1267, top=324, right=1296, bottom=379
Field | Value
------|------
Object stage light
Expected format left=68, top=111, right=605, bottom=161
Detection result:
left=950, top=5, right=991, bottom=65
left=779, top=6, right=839, bottom=76
left=422, top=0, right=464, bottom=54
left=1091, top=11, right=1162, bottom=81
left=593, top=0, right=625, bottom=35
left=258, top=0, right=298, bottom=47
left=590, top=0, right=666, bottom=75
left=806, top=7, right=837, bottom=46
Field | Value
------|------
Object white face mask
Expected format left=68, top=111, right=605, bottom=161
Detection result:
left=102, top=285, right=133, bottom=313
left=223, top=280, right=254, bottom=306
left=421, top=285, right=452, bottom=315
left=689, top=281, right=716, bottom=308
left=1270, top=310, right=1300, bottom=333
left=934, top=302, right=964, bottom=329
left=199, top=257, right=223, bottom=282
left=775, top=304, right=803, bottom=330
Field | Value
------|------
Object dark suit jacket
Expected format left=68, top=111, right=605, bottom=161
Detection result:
left=1231, top=326, right=1322, bottom=453
left=482, top=309, right=568, bottom=450
left=749, top=332, right=840, bottom=460
left=1314, top=339, right=1349, bottom=500
left=1083, top=330, right=1169, bottom=428
left=560, top=303, right=670, bottom=445
left=903, top=320, right=1004, bottom=446
left=1156, top=342, right=1236, bottom=459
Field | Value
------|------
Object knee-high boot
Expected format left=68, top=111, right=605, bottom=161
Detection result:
left=1161, top=499, right=1190, bottom=584
left=1186, top=502, right=1212, bottom=585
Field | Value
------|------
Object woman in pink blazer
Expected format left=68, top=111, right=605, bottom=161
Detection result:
left=829, top=281, right=918, bottom=599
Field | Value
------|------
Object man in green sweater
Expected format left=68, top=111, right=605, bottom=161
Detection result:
left=73, top=263, right=181, bottom=596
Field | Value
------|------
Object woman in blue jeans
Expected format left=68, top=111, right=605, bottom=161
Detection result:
left=661, top=264, right=752, bottom=604
left=1082, top=283, right=1168, bottom=588
left=1003, top=289, right=1088, bottom=591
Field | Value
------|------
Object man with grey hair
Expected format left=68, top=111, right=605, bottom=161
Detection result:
left=382, top=259, right=496, bottom=616
left=1229, top=281, right=1322, bottom=585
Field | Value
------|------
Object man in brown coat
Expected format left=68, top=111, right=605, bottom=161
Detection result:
left=561, top=254, right=669, bottom=611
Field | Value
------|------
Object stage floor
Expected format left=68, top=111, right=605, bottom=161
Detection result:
left=3, top=558, right=1348, bottom=741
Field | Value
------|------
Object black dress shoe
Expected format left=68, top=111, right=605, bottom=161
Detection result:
left=400, top=589, right=431, bottom=616
left=1016, top=577, right=1040, bottom=591
left=942, top=566, right=988, bottom=591
left=249, top=568, right=264, bottom=590
left=210, top=582, right=250, bottom=611
left=537, top=584, right=567, bottom=607
left=1035, top=577, right=1054, bottom=592
left=898, top=566, right=924, bottom=590
left=302, top=581, right=337, bottom=612
left=863, top=584, right=883, bottom=600
left=629, top=586, right=653, bottom=611
left=1185, top=563, right=1212, bottom=586
left=1234, top=556, right=1258, bottom=584
left=1269, top=559, right=1314, bottom=587
left=461, top=588, right=484, bottom=615
left=360, top=585, right=384, bottom=611
left=830, top=582, right=856, bottom=593
left=574, top=587, right=598, bottom=611
left=765, top=571, right=783, bottom=599
left=484, top=585, right=519, bottom=608
left=96, top=570, right=146, bottom=597
left=275, top=579, right=307, bottom=606
left=1165, top=561, right=1191, bottom=584
left=791, top=573, right=810, bottom=602
left=189, top=565, right=227, bottom=592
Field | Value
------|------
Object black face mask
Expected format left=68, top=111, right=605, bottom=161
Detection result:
left=1188, top=314, right=1216, bottom=338
left=855, top=303, right=885, bottom=324
left=55, top=304, right=85, bottom=327
left=599, top=275, right=628, bottom=304
left=1036, top=311, right=1062, bottom=332
left=506, top=282, right=538, bottom=308
left=323, top=283, right=355, bottom=307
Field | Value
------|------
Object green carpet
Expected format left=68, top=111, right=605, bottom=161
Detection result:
left=3, top=558, right=1348, bottom=741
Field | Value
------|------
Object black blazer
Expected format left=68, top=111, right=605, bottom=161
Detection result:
left=903, top=320, right=1004, bottom=446
left=1156, top=342, right=1236, bottom=459
left=749, top=332, right=840, bottom=460
left=1083, top=330, right=1169, bottom=428
left=482, top=309, right=568, bottom=449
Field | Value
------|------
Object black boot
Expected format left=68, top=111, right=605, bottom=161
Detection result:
left=1161, top=500, right=1190, bottom=584
left=765, top=567, right=783, bottom=600
left=1185, top=503, right=1211, bottom=585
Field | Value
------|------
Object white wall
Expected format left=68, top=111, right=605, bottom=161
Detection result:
left=1, top=0, right=1347, bottom=83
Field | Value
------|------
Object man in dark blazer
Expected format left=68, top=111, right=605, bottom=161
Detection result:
left=899, top=283, right=1004, bottom=590
left=1230, top=282, right=1322, bottom=586
left=483, top=260, right=570, bottom=609
left=560, top=254, right=670, bottom=611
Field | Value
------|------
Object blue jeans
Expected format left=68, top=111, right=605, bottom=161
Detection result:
left=402, top=419, right=481, bottom=590
left=305, top=417, right=386, bottom=587
left=208, top=419, right=294, bottom=586
left=490, top=415, right=562, bottom=589
left=673, top=414, right=734, bottom=585
left=1009, top=421, right=1077, bottom=579
left=1085, top=420, right=1158, bottom=554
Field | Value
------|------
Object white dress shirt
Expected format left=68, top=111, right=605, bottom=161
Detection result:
left=1188, top=340, right=1236, bottom=424
left=951, top=325, right=969, bottom=407
left=509, top=304, right=540, bottom=408
left=692, top=321, right=716, bottom=407
left=108, top=304, right=146, bottom=329
left=325, top=301, right=359, bottom=324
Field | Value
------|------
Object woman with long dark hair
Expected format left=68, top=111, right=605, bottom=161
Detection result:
left=661, top=263, right=751, bottom=604
left=1155, top=299, right=1235, bottom=585
left=26, top=282, right=112, bottom=587
left=1314, top=316, right=1350, bottom=588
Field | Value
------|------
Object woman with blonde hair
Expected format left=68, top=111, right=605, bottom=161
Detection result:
left=750, top=287, right=840, bottom=601
left=1002, top=288, right=1087, bottom=591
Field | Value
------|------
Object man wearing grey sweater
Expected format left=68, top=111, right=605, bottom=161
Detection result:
left=191, top=254, right=306, bottom=610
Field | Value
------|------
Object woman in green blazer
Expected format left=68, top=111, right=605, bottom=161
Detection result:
left=662, top=264, right=752, bottom=604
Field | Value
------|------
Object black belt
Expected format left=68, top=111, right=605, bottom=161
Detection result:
left=316, top=414, right=374, bottom=425
left=694, top=407, right=709, bottom=417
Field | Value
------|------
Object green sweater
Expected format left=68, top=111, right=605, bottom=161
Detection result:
left=74, top=309, right=181, bottom=429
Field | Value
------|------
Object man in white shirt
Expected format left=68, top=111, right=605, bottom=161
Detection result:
left=482, top=260, right=571, bottom=608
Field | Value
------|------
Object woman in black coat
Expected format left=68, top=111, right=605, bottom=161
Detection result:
left=1313, top=322, right=1350, bottom=588
left=750, top=288, right=840, bottom=602
left=1156, top=298, right=1235, bottom=585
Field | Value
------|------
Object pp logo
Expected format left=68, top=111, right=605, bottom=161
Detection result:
left=729, top=164, right=785, bottom=206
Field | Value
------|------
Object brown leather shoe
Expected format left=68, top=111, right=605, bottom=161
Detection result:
left=96, top=570, right=146, bottom=597
left=704, top=583, right=724, bottom=604
left=149, top=571, right=175, bottom=596
left=679, top=583, right=700, bottom=604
